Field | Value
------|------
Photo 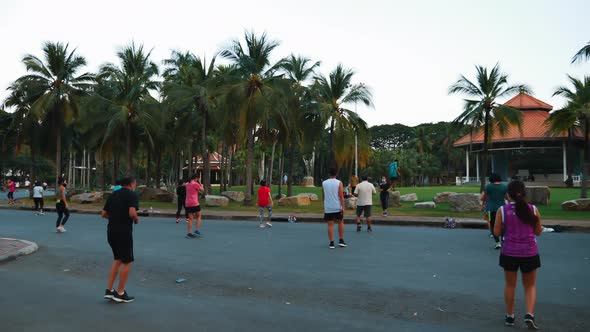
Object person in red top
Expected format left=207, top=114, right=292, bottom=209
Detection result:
left=7, top=178, right=16, bottom=204
left=185, top=174, right=205, bottom=238
left=257, top=180, right=273, bottom=228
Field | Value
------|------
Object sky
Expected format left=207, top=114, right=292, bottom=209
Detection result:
left=1, top=0, right=589, bottom=127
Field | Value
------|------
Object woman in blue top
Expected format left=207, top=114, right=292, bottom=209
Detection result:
left=481, top=173, right=508, bottom=249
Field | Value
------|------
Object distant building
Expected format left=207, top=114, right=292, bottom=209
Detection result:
left=453, top=93, right=584, bottom=187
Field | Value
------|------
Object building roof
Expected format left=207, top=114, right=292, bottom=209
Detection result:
left=454, top=94, right=581, bottom=147
left=503, top=93, right=553, bottom=111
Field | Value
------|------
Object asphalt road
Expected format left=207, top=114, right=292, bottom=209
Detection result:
left=1, top=209, right=589, bottom=332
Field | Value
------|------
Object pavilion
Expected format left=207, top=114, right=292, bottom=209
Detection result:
left=453, top=93, right=585, bottom=187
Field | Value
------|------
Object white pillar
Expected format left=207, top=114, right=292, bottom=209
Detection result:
left=563, top=141, right=567, bottom=181
left=476, top=153, right=480, bottom=181
left=466, top=151, right=470, bottom=180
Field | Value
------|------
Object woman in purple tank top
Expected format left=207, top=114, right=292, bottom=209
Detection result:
left=493, top=181, right=542, bottom=330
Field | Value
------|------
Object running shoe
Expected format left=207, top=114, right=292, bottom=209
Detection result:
left=495, top=242, right=502, bottom=250
left=113, top=290, right=135, bottom=303
left=186, top=233, right=197, bottom=238
left=265, top=222, right=273, bottom=227
left=185, top=218, right=190, bottom=223
left=259, top=223, right=265, bottom=228
left=39, top=212, right=44, bottom=215
left=56, top=227, right=61, bottom=233
left=383, top=212, right=388, bottom=216
left=356, top=223, right=361, bottom=232
left=524, top=314, right=538, bottom=330
left=339, top=239, right=347, bottom=247
left=175, top=218, right=180, bottom=223
left=59, top=226, right=67, bottom=232
left=505, top=314, right=515, bottom=326
left=104, top=289, right=116, bottom=299
left=367, top=227, right=373, bottom=233
left=194, top=230, right=202, bottom=236
left=329, top=241, right=335, bottom=249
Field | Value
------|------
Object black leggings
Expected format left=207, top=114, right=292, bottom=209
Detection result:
left=33, top=198, right=44, bottom=211
left=380, top=193, right=389, bottom=210
left=56, top=202, right=70, bottom=227
left=176, top=199, right=187, bottom=219
left=489, top=211, right=500, bottom=242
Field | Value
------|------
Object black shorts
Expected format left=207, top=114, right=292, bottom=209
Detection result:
left=107, top=231, right=134, bottom=263
left=356, top=205, right=372, bottom=217
left=7, top=191, right=14, bottom=199
left=499, top=254, right=540, bottom=273
left=324, top=211, right=343, bottom=222
left=186, top=206, right=201, bottom=214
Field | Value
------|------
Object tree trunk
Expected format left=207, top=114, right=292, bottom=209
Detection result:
left=269, top=140, right=277, bottom=186
left=201, top=107, right=211, bottom=194
left=480, top=108, right=491, bottom=193
left=156, top=149, right=162, bottom=189
left=329, top=116, right=336, bottom=170
left=581, top=117, right=589, bottom=198
left=244, top=128, right=255, bottom=205
left=126, top=121, right=133, bottom=175
left=102, top=154, right=107, bottom=191
left=278, top=146, right=284, bottom=198
left=287, top=143, right=295, bottom=197
left=228, top=146, right=234, bottom=188
left=55, top=126, right=61, bottom=191
left=187, top=138, right=193, bottom=176
left=29, top=141, right=36, bottom=198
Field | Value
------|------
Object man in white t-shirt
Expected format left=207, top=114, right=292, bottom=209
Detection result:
left=354, top=175, right=377, bottom=232
left=322, top=168, right=347, bottom=249
left=33, top=181, right=45, bottom=215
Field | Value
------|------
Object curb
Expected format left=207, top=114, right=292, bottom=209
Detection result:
left=1, top=205, right=589, bottom=233
left=0, top=238, right=39, bottom=263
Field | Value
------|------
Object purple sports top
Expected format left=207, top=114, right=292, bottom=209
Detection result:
left=500, top=203, right=538, bottom=257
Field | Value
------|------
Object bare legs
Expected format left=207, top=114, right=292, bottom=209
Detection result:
left=327, top=220, right=345, bottom=242
left=187, top=211, right=202, bottom=233
left=504, top=269, right=537, bottom=316
left=107, top=260, right=132, bottom=294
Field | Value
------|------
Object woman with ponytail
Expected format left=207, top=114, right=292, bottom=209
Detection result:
left=494, top=180, right=542, bottom=329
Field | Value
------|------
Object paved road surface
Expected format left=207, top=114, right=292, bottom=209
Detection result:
left=1, top=209, right=589, bottom=331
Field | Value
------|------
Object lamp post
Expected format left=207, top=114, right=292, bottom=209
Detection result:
left=354, top=103, right=358, bottom=176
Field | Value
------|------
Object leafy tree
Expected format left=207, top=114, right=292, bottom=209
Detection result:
left=449, top=64, right=528, bottom=192
left=369, top=124, right=414, bottom=149
left=572, top=41, right=590, bottom=64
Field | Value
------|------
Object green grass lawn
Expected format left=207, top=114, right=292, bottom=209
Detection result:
left=140, top=185, right=589, bottom=221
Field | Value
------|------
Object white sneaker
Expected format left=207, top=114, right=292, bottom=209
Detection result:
left=56, top=227, right=62, bottom=233
left=259, top=224, right=265, bottom=228
left=59, top=226, right=67, bottom=232
left=39, top=212, right=44, bottom=215
left=265, top=222, right=273, bottom=227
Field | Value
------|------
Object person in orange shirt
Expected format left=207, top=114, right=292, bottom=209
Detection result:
left=257, top=180, right=273, bottom=228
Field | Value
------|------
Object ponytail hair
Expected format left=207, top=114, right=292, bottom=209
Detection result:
left=507, top=181, right=539, bottom=226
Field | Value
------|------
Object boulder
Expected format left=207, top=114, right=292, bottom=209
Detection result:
left=274, top=194, right=287, bottom=200
left=414, top=201, right=436, bottom=209
left=155, top=192, right=174, bottom=203
left=138, top=186, right=174, bottom=201
left=400, top=193, right=418, bottom=202
left=388, top=191, right=401, bottom=207
left=297, top=193, right=319, bottom=201
left=301, top=176, right=315, bottom=187
left=448, top=193, right=481, bottom=212
left=221, top=191, right=245, bottom=202
left=70, top=192, right=104, bottom=204
left=102, top=191, right=113, bottom=201
left=345, top=197, right=357, bottom=210
left=205, top=195, right=230, bottom=207
left=279, top=195, right=311, bottom=207
left=525, top=186, right=550, bottom=206
left=434, top=192, right=457, bottom=204
left=561, top=198, right=590, bottom=211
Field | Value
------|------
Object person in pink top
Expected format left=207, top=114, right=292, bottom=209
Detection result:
left=7, top=178, right=16, bottom=204
left=494, top=180, right=542, bottom=330
left=185, top=174, right=205, bottom=238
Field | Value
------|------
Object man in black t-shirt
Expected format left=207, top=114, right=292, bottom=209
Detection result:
left=101, top=176, right=139, bottom=303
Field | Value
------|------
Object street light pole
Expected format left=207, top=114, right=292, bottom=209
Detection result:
left=354, top=103, right=358, bottom=176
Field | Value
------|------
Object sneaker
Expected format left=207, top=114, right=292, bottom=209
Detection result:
left=186, top=233, right=197, bottom=238
left=339, top=239, right=347, bottom=247
left=59, top=226, right=67, bottom=233
left=495, top=242, right=502, bottom=250
left=524, top=314, right=538, bottom=330
left=265, top=222, right=273, bottom=227
left=489, top=234, right=494, bottom=238
left=194, top=230, right=202, bottom=236
left=259, top=223, right=266, bottom=228
left=367, top=227, right=373, bottom=233
left=104, top=289, right=116, bottom=299
left=56, top=227, right=61, bottom=233
left=505, top=314, right=515, bottom=326
left=329, top=241, right=335, bottom=249
left=356, top=223, right=361, bottom=232
left=383, top=212, right=388, bottom=216
left=175, top=218, right=180, bottom=223
left=39, top=211, right=44, bottom=215
left=112, top=290, right=135, bottom=303
left=185, top=218, right=190, bottom=223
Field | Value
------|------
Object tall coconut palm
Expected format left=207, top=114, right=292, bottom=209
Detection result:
left=313, top=65, right=373, bottom=170
left=220, top=31, right=286, bottom=205
left=572, top=41, right=590, bottom=64
left=162, top=50, right=217, bottom=193
left=545, top=75, right=590, bottom=198
left=449, top=64, right=528, bottom=192
left=14, top=42, right=93, bottom=189
left=96, top=43, right=159, bottom=174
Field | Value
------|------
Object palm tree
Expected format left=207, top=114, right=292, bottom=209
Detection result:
left=220, top=31, right=286, bottom=204
left=412, top=127, right=432, bottom=153
left=96, top=43, right=159, bottom=174
left=572, top=41, right=590, bottom=64
left=545, top=75, right=590, bottom=198
left=313, top=65, right=373, bottom=170
left=162, top=50, right=217, bottom=193
left=449, top=64, right=528, bottom=192
left=14, top=42, right=93, bottom=189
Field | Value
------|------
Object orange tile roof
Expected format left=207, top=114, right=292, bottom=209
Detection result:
left=503, top=93, right=553, bottom=111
